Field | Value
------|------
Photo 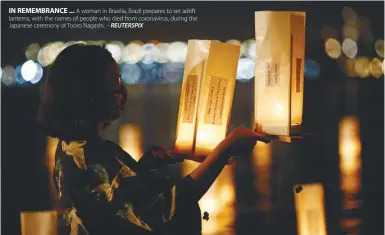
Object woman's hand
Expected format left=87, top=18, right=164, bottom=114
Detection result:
left=222, top=127, right=271, bottom=157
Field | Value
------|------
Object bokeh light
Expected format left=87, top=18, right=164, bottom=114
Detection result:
left=354, top=57, right=371, bottom=78
left=322, top=27, right=339, bottom=40
left=357, top=16, right=370, bottom=34
left=325, top=38, right=342, bottom=59
left=342, top=24, right=359, bottom=42
left=155, top=43, right=170, bottom=64
left=1, top=66, right=16, bottom=86
left=21, top=60, right=38, bottom=81
left=342, top=7, right=358, bottom=25
left=30, top=63, right=44, bottom=84
left=226, top=39, right=242, bottom=47
left=369, top=58, right=383, bottom=79
left=375, top=39, right=384, bottom=58
left=15, top=64, right=27, bottom=85
left=25, top=43, right=40, bottom=61
left=122, top=42, right=144, bottom=64
left=304, top=59, right=321, bottom=79
left=342, top=38, right=358, bottom=59
left=241, top=39, right=256, bottom=58
left=344, top=59, right=358, bottom=78
left=105, top=42, right=123, bottom=63
left=167, top=41, right=188, bottom=63
left=141, top=43, right=159, bottom=65
left=161, top=62, right=184, bottom=83
left=236, top=58, right=255, bottom=82
left=120, top=63, right=142, bottom=84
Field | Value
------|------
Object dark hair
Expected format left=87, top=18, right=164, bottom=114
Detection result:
left=37, top=44, right=127, bottom=141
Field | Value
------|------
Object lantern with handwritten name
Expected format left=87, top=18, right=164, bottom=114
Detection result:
left=254, top=11, right=306, bottom=139
left=294, top=183, right=327, bottom=235
left=175, top=40, right=240, bottom=156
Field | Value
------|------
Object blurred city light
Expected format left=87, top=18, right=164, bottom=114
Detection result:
left=354, top=57, right=371, bottom=78
left=342, top=24, right=359, bottom=42
left=167, top=41, right=188, bottom=63
left=236, top=58, right=255, bottom=82
left=322, top=26, right=339, bottom=40
left=25, top=43, right=40, bottom=61
left=1, top=65, right=16, bottom=86
left=342, top=7, right=358, bottom=25
left=21, top=60, right=38, bottom=81
left=155, top=43, right=170, bottom=63
left=30, top=63, right=44, bottom=84
left=161, top=62, right=184, bottom=83
left=141, top=43, right=159, bottom=64
left=344, top=59, right=358, bottom=77
left=241, top=39, right=256, bottom=58
left=375, top=39, right=384, bottom=58
left=342, top=38, right=358, bottom=59
left=369, top=58, right=383, bottom=79
left=226, top=39, right=242, bottom=47
left=325, top=38, right=342, bottom=59
left=304, top=59, right=321, bottom=79
left=105, top=42, right=123, bottom=63
left=120, top=63, right=142, bottom=84
left=122, top=42, right=144, bottom=64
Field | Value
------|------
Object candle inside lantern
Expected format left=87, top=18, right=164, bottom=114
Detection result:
left=175, top=40, right=240, bottom=155
left=294, top=183, right=327, bottom=235
left=254, top=11, right=306, bottom=137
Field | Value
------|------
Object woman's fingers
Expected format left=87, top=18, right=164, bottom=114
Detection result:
left=252, top=132, right=272, bottom=144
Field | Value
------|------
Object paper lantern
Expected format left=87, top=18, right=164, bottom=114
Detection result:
left=254, top=11, right=306, bottom=138
left=294, top=183, right=327, bottom=235
left=175, top=40, right=240, bottom=155
left=20, top=211, right=57, bottom=235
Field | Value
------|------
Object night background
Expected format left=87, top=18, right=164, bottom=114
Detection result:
left=1, top=1, right=384, bottom=235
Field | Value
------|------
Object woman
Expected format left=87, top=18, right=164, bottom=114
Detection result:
left=37, top=44, right=270, bottom=235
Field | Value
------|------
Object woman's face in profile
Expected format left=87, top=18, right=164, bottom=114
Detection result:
left=105, top=61, right=127, bottom=115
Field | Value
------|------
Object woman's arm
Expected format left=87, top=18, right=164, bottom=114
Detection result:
left=188, top=128, right=269, bottom=201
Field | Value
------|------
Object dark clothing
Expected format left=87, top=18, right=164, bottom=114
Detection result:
left=54, top=136, right=201, bottom=235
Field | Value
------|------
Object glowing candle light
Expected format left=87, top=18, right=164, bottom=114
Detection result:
left=20, top=211, right=57, bottom=235
left=294, top=183, right=327, bottom=235
left=254, top=11, right=306, bottom=138
left=119, top=123, right=143, bottom=161
left=175, top=40, right=240, bottom=155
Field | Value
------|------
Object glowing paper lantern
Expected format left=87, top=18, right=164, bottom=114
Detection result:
left=294, top=183, right=327, bottom=235
left=20, top=211, right=57, bottom=235
left=254, top=11, right=306, bottom=138
left=175, top=40, right=240, bottom=155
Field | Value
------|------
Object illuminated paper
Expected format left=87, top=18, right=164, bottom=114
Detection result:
left=254, top=11, right=306, bottom=137
left=294, top=183, right=327, bottom=235
left=20, top=211, right=57, bottom=235
left=175, top=40, right=240, bottom=155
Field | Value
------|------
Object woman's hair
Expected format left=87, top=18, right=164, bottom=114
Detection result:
left=37, top=44, right=127, bottom=141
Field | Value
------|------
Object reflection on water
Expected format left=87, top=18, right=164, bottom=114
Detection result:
left=338, top=116, right=362, bottom=235
left=20, top=211, right=57, bottom=235
left=45, top=137, right=59, bottom=200
left=294, top=183, right=327, bottom=235
left=252, top=142, right=272, bottom=211
left=119, top=123, right=143, bottom=161
left=182, top=161, right=236, bottom=235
